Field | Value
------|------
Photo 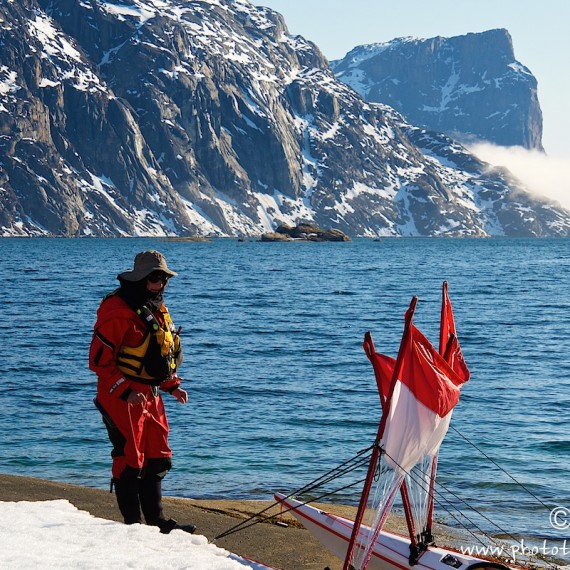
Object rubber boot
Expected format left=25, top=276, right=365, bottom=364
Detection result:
left=112, top=476, right=142, bottom=525
left=139, top=477, right=195, bottom=534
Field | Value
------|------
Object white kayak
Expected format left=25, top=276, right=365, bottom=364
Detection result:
left=274, top=494, right=513, bottom=570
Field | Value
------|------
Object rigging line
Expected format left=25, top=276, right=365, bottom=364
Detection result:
left=449, top=425, right=554, bottom=511
left=381, top=449, right=522, bottom=553
left=403, top=457, right=517, bottom=543
left=215, top=474, right=368, bottom=540
left=429, top=491, right=560, bottom=570
left=215, top=448, right=374, bottom=541
left=429, top=474, right=525, bottom=546
left=292, top=444, right=374, bottom=497
left=430, top=490, right=501, bottom=549
left=379, top=454, right=494, bottom=547
left=215, top=453, right=372, bottom=540
left=392, top=453, right=560, bottom=570
left=288, top=448, right=373, bottom=496
left=213, top=456, right=370, bottom=541
left=380, top=453, right=560, bottom=570
left=214, top=448, right=373, bottom=541
left=289, top=473, right=376, bottom=514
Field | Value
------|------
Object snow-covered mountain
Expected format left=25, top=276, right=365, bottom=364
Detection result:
left=1, top=1, right=568, bottom=237
left=332, top=29, right=544, bottom=151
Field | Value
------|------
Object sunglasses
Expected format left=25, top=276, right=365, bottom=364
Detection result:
left=147, top=272, right=170, bottom=284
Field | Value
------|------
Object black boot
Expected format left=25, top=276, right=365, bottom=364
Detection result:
left=139, top=477, right=196, bottom=534
left=112, top=469, right=142, bottom=525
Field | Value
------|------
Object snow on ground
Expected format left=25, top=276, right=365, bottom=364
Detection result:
left=0, top=500, right=270, bottom=569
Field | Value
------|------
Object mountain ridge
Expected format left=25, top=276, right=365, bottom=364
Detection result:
left=1, top=1, right=568, bottom=237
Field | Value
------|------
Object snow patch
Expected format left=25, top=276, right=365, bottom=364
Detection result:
left=0, top=66, right=20, bottom=96
left=0, top=500, right=264, bottom=569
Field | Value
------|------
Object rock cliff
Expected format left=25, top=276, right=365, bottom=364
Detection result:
left=332, top=29, right=544, bottom=151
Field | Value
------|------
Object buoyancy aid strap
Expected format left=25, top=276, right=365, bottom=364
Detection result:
left=117, top=348, right=146, bottom=366
left=122, top=376, right=163, bottom=387
left=136, top=305, right=161, bottom=332
left=137, top=305, right=176, bottom=358
left=137, top=306, right=176, bottom=358
left=117, top=334, right=151, bottom=378
left=116, top=359, right=143, bottom=374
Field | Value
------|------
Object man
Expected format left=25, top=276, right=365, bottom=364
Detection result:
left=89, top=250, right=195, bottom=533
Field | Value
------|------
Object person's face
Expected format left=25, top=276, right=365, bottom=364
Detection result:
left=145, top=271, right=170, bottom=293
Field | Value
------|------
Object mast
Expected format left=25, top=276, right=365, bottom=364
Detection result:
left=343, top=297, right=418, bottom=570
left=424, top=281, right=466, bottom=544
left=422, top=282, right=451, bottom=545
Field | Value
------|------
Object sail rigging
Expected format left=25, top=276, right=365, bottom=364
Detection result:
left=216, top=280, right=559, bottom=570
left=344, top=283, right=470, bottom=570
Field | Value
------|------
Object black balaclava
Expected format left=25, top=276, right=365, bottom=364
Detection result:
left=116, top=277, right=164, bottom=311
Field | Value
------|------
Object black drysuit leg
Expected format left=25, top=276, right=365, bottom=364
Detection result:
left=138, top=458, right=195, bottom=534
left=113, top=466, right=142, bottom=525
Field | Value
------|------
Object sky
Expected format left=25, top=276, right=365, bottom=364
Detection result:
left=0, top=500, right=273, bottom=569
left=255, top=0, right=570, bottom=209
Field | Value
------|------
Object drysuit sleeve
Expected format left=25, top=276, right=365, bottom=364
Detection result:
left=89, top=316, right=132, bottom=400
left=160, top=375, right=182, bottom=394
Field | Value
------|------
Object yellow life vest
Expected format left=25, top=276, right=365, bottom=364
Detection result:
left=117, top=306, right=182, bottom=384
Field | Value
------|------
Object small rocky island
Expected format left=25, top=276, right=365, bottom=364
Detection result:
left=261, top=224, right=351, bottom=242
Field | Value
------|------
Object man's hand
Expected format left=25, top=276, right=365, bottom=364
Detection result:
left=171, top=387, right=188, bottom=404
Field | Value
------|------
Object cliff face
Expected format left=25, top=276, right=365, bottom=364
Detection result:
left=0, top=0, right=186, bottom=236
left=1, top=2, right=568, bottom=237
left=332, top=29, right=544, bottom=151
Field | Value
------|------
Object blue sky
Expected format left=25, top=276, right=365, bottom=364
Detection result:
left=256, top=0, right=570, bottom=158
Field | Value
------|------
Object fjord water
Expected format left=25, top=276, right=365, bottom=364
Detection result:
left=1, top=237, right=569, bottom=549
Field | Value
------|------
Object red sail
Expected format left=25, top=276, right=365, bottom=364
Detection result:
left=440, top=281, right=470, bottom=382
left=400, top=324, right=466, bottom=418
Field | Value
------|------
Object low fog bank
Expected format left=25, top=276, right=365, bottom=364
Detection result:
left=468, top=143, right=570, bottom=211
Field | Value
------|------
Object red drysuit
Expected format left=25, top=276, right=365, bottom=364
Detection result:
left=89, top=293, right=181, bottom=479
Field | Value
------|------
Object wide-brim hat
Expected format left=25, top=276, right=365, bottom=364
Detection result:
left=118, top=250, right=177, bottom=282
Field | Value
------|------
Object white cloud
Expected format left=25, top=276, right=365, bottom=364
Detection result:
left=468, top=143, right=570, bottom=211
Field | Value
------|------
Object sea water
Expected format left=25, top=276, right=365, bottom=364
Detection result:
left=1, top=237, right=569, bottom=552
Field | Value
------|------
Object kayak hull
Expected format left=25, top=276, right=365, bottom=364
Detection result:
left=274, top=494, right=512, bottom=570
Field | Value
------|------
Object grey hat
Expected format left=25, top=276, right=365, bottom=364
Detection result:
left=118, top=250, right=177, bottom=282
